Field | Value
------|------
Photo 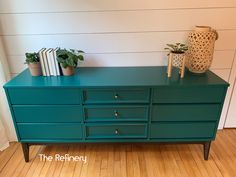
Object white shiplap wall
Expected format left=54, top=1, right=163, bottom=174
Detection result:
left=0, top=0, right=236, bottom=129
left=225, top=56, right=236, bottom=127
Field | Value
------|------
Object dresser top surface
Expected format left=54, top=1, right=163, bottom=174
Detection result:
left=4, top=66, right=229, bottom=88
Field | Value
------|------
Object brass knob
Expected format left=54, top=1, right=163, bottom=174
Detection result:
left=114, top=94, right=119, bottom=99
left=115, top=129, right=119, bottom=135
left=114, top=111, right=119, bottom=117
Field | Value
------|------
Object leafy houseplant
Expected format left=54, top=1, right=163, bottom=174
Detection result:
left=25, top=52, right=42, bottom=76
left=164, top=43, right=188, bottom=54
left=57, top=49, right=84, bottom=76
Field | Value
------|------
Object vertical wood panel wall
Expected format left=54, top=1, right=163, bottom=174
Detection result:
left=0, top=0, right=236, bottom=128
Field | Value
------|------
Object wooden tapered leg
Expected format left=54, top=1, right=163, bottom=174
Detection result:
left=203, top=141, right=211, bottom=160
left=180, top=56, right=186, bottom=78
left=21, top=143, right=29, bottom=162
left=167, top=53, right=173, bottom=77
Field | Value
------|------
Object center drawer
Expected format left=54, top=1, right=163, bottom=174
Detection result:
left=85, top=124, right=147, bottom=139
left=83, top=88, right=149, bottom=104
left=84, top=105, right=149, bottom=122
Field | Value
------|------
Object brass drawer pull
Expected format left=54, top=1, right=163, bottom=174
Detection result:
left=115, top=129, right=119, bottom=135
left=114, top=111, right=119, bottom=117
left=114, top=94, right=119, bottom=99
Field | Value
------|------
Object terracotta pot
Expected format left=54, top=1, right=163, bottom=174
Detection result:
left=28, top=62, right=42, bottom=76
left=61, top=65, right=75, bottom=76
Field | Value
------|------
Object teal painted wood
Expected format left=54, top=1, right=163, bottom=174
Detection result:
left=84, top=105, right=149, bottom=122
left=2, top=67, right=229, bottom=143
left=8, top=88, right=81, bottom=104
left=4, top=88, right=21, bottom=140
left=150, top=122, right=216, bottom=139
left=3, top=67, right=229, bottom=88
left=153, top=87, right=225, bottom=103
left=13, top=105, right=82, bottom=123
left=211, top=87, right=228, bottom=139
left=19, top=137, right=213, bottom=143
left=83, top=88, right=149, bottom=104
left=17, top=123, right=83, bottom=139
left=85, top=123, right=147, bottom=139
left=151, top=104, right=222, bottom=122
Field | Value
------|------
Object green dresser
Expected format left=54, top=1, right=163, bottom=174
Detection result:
left=3, top=66, right=229, bottom=162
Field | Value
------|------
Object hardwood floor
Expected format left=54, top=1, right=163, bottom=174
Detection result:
left=0, top=129, right=236, bottom=177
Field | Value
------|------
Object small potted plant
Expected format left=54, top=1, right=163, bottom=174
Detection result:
left=25, top=52, right=42, bottom=76
left=164, top=43, right=188, bottom=78
left=56, top=49, right=84, bottom=76
left=164, top=43, right=188, bottom=54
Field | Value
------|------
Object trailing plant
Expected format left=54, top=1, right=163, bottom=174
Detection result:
left=25, top=52, right=40, bottom=64
left=164, top=43, right=188, bottom=54
left=56, top=49, right=84, bottom=68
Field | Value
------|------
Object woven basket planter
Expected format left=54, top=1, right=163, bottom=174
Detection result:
left=187, top=26, right=218, bottom=73
left=167, top=52, right=186, bottom=78
left=171, top=53, right=185, bottom=69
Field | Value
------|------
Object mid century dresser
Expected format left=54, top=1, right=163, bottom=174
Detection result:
left=4, top=66, right=229, bottom=162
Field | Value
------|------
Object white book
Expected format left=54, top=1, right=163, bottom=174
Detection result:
left=46, top=48, right=54, bottom=76
left=53, top=47, right=60, bottom=76
left=38, top=48, right=46, bottom=76
left=49, top=49, right=57, bottom=76
left=42, top=49, right=51, bottom=76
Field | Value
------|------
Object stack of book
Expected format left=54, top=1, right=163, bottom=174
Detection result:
left=38, top=48, right=61, bottom=76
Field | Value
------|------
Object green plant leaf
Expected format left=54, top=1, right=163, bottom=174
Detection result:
left=25, top=52, right=40, bottom=64
left=164, top=43, right=188, bottom=54
left=57, top=48, right=84, bottom=68
left=78, top=55, right=84, bottom=61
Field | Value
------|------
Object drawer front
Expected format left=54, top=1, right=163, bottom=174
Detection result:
left=8, top=88, right=81, bottom=104
left=84, top=105, right=148, bottom=122
left=17, top=123, right=83, bottom=140
left=86, top=124, right=147, bottom=139
left=150, top=122, right=216, bottom=139
left=153, top=87, right=225, bottom=103
left=13, top=105, right=82, bottom=123
left=83, top=89, right=149, bottom=103
left=152, top=104, right=221, bottom=122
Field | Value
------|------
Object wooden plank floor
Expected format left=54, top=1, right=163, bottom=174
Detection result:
left=0, top=129, right=236, bottom=177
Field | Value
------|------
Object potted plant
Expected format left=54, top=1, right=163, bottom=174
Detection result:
left=164, top=43, right=188, bottom=78
left=25, top=52, right=42, bottom=76
left=164, top=43, right=188, bottom=54
left=56, top=49, right=84, bottom=76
